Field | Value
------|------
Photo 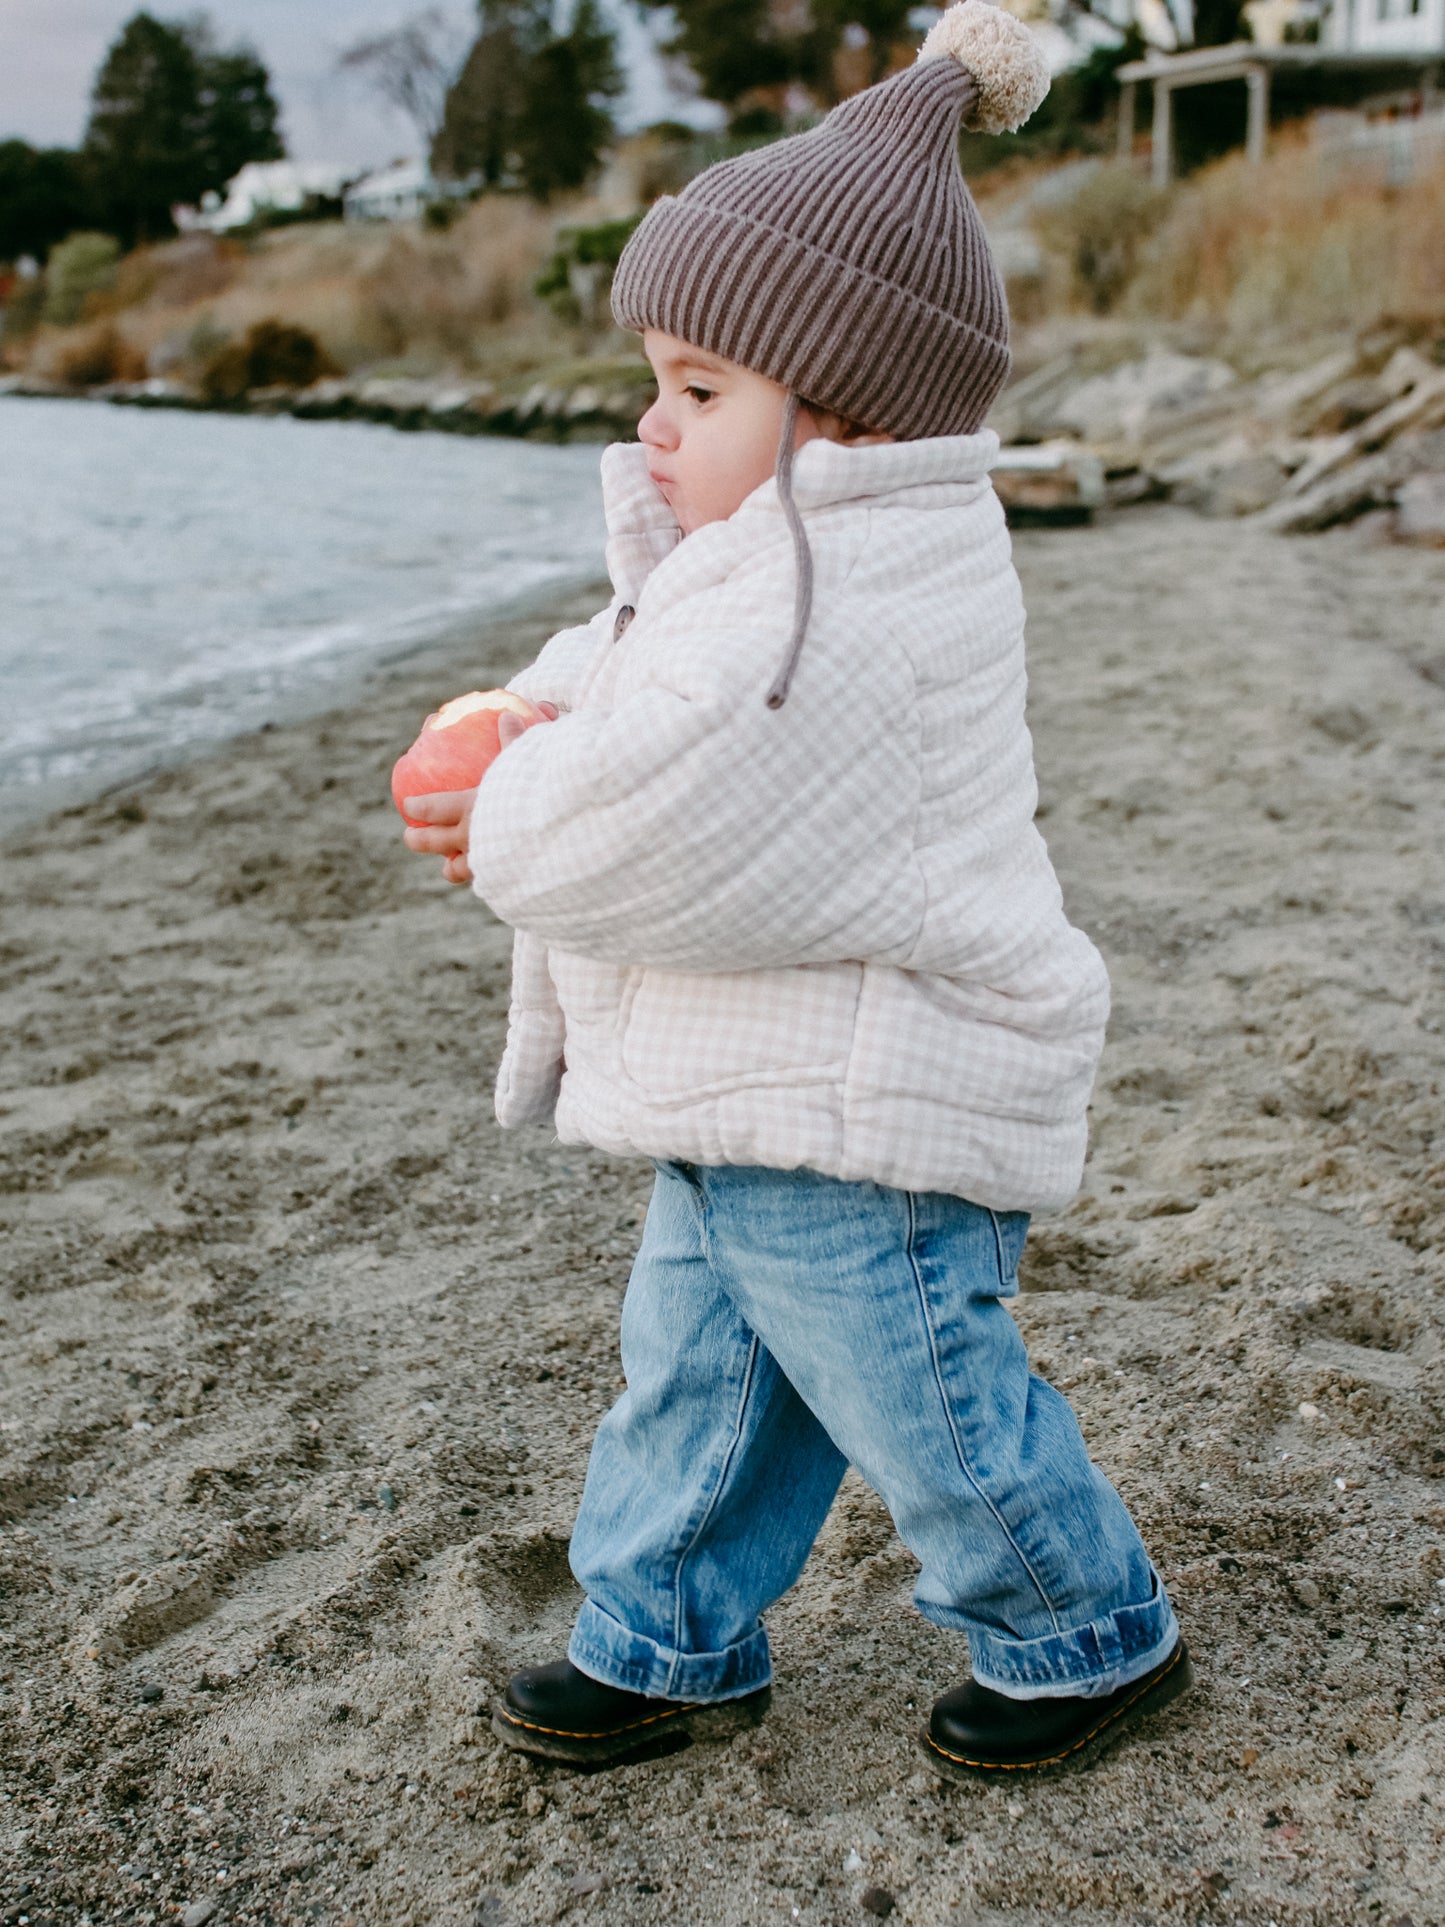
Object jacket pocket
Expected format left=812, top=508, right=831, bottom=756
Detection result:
left=619, top=963, right=862, bottom=1101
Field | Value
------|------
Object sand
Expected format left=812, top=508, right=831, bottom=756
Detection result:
left=1, top=510, right=1442, bottom=1927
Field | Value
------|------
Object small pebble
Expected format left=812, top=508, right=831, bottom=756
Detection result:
left=138, top=1683, right=163, bottom=1703
left=1298, top=1402, right=1320, bottom=1419
left=182, top=1900, right=219, bottom=1927
left=861, top=1889, right=895, bottom=1918
left=843, top=1848, right=864, bottom=1873
left=570, top=1870, right=608, bottom=1896
left=378, top=1485, right=397, bottom=1512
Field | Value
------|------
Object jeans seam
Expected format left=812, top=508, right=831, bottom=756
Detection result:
left=986, top=1208, right=1006, bottom=1290
left=904, top=1190, right=1062, bottom=1636
left=665, top=1330, right=761, bottom=1697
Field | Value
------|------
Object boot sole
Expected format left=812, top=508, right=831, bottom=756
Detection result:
left=922, top=1642, right=1194, bottom=1779
left=491, top=1683, right=771, bottom=1765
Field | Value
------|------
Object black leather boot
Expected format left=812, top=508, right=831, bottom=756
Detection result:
left=492, top=1658, right=771, bottom=1765
left=924, top=1639, right=1192, bottom=1777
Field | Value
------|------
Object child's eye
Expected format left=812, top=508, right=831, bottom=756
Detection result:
left=684, top=384, right=716, bottom=406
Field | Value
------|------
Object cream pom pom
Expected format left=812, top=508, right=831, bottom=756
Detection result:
left=917, top=0, right=1052, bottom=136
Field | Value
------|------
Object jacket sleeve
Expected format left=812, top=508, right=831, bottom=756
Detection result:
left=468, top=576, right=927, bottom=973
left=506, top=604, right=616, bottom=714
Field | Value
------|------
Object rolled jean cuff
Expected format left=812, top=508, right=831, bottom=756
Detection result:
left=962, top=1570, right=1179, bottom=1702
left=568, top=1597, right=772, bottom=1703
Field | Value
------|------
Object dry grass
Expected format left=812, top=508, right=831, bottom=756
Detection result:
left=1130, top=142, right=1445, bottom=347
left=15, top=137, right=1444, bottom=392
left=34, top=321, right=146, bottom=388
left=1021, top=138, right=1445, bottom=357
left=12, top=195, right=581, bottom=388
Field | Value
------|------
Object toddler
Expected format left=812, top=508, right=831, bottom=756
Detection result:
left=403, top=0, right=1190, bottom=1777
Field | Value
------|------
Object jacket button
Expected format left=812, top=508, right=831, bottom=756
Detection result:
left=612, top=604, right=635, bottom=641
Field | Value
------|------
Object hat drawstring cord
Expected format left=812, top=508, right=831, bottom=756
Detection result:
left=765, top=391, right=814, bottom=711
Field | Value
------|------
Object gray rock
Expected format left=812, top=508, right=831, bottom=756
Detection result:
left=182, top=1900, right=220, bottom=1927
left=1395, top=471, right=1445, bottom=547
left=1052, top=352, right=1238, bottom=448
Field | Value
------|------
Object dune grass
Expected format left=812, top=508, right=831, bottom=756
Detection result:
left=9, top=133, right=1444, bottom=393
left=1022, top=137, right=1445, bottom=361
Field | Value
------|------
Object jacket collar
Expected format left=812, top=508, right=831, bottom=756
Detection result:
left=598, top=428, right=1000, bottom=601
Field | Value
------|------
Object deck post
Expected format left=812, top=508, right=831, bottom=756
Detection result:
left=1245, top=63, right=1269, bottom=165
left=1117, top=79, right=1138, bottom=161
left=1151, top=78, right=1174, bottom=188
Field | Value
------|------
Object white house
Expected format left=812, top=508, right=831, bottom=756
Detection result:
left=1322, top=0, right=1445, bottom=52
left=343, top=160, right=449, bottom=224
left=192, top=161, right=351, bottom=233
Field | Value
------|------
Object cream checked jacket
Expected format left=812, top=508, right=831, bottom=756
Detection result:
left=468, top=434, right=1110, bottom=1212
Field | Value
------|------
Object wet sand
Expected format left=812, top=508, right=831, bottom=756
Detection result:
left=1, top=512, right=1442, bottom=1925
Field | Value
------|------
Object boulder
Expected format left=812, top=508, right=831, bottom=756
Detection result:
left=1395, top=471, right=1445, bottom=547
left=1051, top=351, right=1238, bottom=448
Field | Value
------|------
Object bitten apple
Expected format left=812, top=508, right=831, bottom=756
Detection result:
left=391, top=689, right=539, bottom=825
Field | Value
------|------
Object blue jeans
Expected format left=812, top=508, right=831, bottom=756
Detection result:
left=567, top=1161, right=1177, bottom=1704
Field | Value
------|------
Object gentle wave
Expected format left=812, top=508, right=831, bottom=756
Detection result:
left=0, top=398, right=608, bottom=820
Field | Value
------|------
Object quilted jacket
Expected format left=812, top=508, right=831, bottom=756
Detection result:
left=467, top=434, right=1110, bottom=1211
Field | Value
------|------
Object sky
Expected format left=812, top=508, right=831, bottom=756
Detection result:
left=0, top=0, right=698, bottom=171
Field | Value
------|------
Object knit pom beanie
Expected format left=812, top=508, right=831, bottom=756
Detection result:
left=611, top=0, right=1052, bottom=444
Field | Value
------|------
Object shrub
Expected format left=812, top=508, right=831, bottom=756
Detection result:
left=1031, top=166, right=1170, bottom=314
left=535, top=212, right=643, bottom=326
left=351, top=197, right=555, bottom=362
left=200, top=317, right=336, bottom=400
left=50, top=322, right=145, bottom=387
left=1129, top=144, right=1445, bottom=344
left=41, top=231, right=122, bottom=326
left=0, top=269, right=47, bottom=347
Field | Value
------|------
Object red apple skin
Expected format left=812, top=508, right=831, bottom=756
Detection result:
left=391, top=689, right=539, bottom=826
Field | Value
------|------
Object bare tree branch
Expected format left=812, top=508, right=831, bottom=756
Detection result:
left=336, top=8, right=469, bottom=148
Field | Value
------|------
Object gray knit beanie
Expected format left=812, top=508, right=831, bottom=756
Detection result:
left=612, top=0, right=1052, bottom=443
left=611, top=0, right=1051, bottom=705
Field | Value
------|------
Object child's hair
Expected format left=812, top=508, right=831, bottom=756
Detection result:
left=804, top=401, right=885, bottom=445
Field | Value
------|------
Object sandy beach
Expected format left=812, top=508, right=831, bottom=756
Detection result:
left=2, top=510, right=1442, bottom=1926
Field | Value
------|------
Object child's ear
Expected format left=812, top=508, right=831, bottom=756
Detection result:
left=807, top=403, right=892, bottom=447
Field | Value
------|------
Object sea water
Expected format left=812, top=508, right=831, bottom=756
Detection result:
left=0, top=397, right=608, bottom=823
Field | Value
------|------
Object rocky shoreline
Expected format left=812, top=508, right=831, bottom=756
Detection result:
left=6, top=331, right=1444, bottom=539
left=0, top=366, right=655, bottom=447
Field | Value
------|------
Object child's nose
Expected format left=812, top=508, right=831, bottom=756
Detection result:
left=637, top=397, right=675, bottom=449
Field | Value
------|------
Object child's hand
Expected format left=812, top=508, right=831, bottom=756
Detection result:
left=498, top=702, right=558, bottom=747
left=401, top=702, right=557, bottom=885
left=403, top=788, right=478, bottom=884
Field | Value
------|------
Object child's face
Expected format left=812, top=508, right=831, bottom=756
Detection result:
left=636, top=331, right=814, bottom=535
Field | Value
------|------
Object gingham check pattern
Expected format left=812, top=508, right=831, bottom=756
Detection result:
left=471, top=438, right=1110, bottom=1212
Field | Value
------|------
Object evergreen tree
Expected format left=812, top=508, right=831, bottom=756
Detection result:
left=434, top=0, right=549, bottom=186
left=631, top=0, right=917, bottom=120
left=83, top=12, right=284, bottom=245
left=433, top=0, right=621, bottom=200
left=193, top=38, right=285, bottom=192
left=0, top=143, right=95, bottom=263
left=638, top=0, right=790, bottom=114
left=514, top=0, right=623, bottom=198
left=84, top=13, right=206, bottom=242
